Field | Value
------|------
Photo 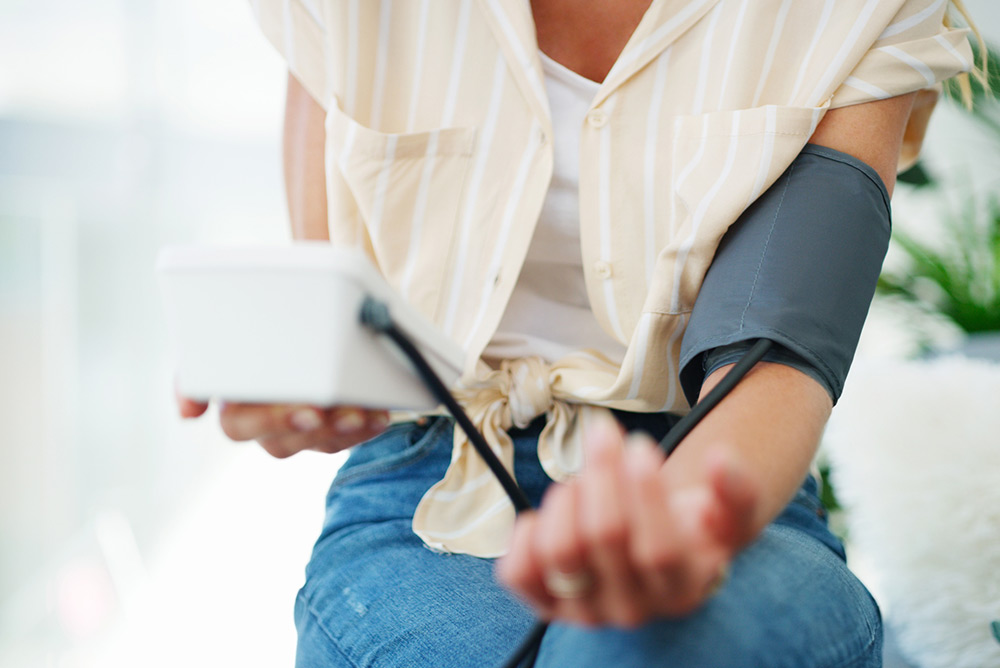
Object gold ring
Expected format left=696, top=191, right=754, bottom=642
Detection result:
left=707, top=563, right=730, bottom=597
left=543, top=568, right=593, bottom=599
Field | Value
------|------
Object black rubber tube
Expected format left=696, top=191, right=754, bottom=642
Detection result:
left=659, top=338, right=773, bottom=456
left=360, top=297, right=532, bottom=512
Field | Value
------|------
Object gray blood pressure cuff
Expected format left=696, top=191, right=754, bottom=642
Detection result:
left=679, top=144, right=891, bottom=405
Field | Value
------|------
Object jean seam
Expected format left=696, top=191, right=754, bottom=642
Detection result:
left=331, top=417, right=450, bottom=488
left=792, top=488, right=824, bottom=517
left=778, top=523, right=879, bottom=668
left=761, top=524, right=879, bottom=668
left=820, top=619, right=880, bottom=668
left=298, top=590, right=361, bottom=668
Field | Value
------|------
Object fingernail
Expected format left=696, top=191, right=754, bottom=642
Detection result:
left=290, top=408, right=323, bottom=432
left=334, top=410, right=366, bottom=433
left=585, top=415, right=620, bottom=456
left=370, top=412, right=390, bottom=430
left=624, top=437, right=657, bottom=477
left=624, top=433, right=650, bottom=450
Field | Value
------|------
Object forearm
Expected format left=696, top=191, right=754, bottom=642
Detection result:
left=663, top=96, right=916, bottom=536
left=283, top=72, right=329, bottom=241
left=662, top=361, right=832, bottom=538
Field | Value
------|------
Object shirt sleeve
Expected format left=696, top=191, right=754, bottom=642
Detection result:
left=830, top=0, right=972, bottom=109
left=249, top=0, right=330, bottom=108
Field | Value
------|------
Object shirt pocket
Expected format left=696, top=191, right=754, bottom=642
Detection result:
left=325, top=99, right=477, bottom=309
left=670, top=104, right=827, bottom=221
left=662, top=104, right=827, bottom=311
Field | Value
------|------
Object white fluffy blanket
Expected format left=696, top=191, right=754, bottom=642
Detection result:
left=825, top=356, right=1000, bottom=668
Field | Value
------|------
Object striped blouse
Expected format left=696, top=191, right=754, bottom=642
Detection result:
left=250, top=0, right=971, bottom=556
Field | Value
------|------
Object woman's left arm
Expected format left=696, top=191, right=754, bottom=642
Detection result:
left=660, top=89, right=921, bottom=540
left=497, top=92, right=917, bottom=627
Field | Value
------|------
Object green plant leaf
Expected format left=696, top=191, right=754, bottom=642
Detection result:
left=878, top=193, right=1000, bottom=333
left=897, top=161, right=934, bottom=188
left=878, top=39, right=1000, bottom=334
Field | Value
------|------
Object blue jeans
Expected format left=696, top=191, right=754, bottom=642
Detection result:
left=295, top=416, right=882, bottom=667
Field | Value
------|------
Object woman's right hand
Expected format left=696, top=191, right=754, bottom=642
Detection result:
left=176, top=389, right=390, bottom=459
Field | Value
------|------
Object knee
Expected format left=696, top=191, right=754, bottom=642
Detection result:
left=536, top=526, right=882, bottom=668
left=294, top=589, right=354, bottom=668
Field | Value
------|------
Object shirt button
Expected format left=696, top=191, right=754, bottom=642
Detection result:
left=587, top=109, right=608, bottom=128
left=594, top=260, right=613, bottom=279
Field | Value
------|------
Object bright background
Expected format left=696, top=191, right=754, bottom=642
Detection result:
left=0, top=1, right=341, bottom=665
left=0, top=1, right=997, bottom=666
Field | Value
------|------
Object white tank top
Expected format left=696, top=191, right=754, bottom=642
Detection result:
left=484, top=53, right=627, bottom=365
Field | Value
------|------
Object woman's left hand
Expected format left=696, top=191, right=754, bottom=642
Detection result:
left=495, top=417, right=760, bottom=628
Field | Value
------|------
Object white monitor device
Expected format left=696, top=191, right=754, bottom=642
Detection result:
left=158, top=242, right=464, bottom=410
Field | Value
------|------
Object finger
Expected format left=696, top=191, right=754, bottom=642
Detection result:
left=496, top=512, right=552, bottom=615
left=622, top=436, right=679, bottom=611
left=326, top=407, right=391, bottom=439
left=579, top=418, right=643, bottom=627
left=173, top=380, right=208, bottom=419
left=257, top=408, right=390, bottom=458
left=651, top=452, right=751, bottom=614
left=703, top=450, right=758, bottom=550
left=533, top=483, right=593, bottom=624
left=581, top=414, right=626, bottom=471
left=219, top=403, right=325, bottom=442
left=177, top=395, right=209, bottom=419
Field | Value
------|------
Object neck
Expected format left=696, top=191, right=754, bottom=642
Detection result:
left=530, top=0, right=653, bottom=83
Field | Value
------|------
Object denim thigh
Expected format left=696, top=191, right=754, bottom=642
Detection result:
left=294, top=417, right=881, bottom=668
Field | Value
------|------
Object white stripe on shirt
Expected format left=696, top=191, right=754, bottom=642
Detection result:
left=843, top=75, right=891, bottom=99
left=880, top=0, right=946, bottom=40
left=483, top=0, right=549, bottom=119
left=645, top=49, right=672, bottom=288
left=399, top=130, right=440, bottom=300
left=747, top=104, right=778, bottom=206
left=463, top=121, right=544, bottom=350
left=692, top=3, right=723, bottom=115
left=368, top=135, right=397, bottom=241
left=752, top=0, right=793, bottom=107
left=934, top=33, right=970, bottom=70
left=717, top=0, right=751, bottom=110
left=368, top=0, right=393, bottom=130
left=405, top=0, right=432, bottom=132
left=442, top=0, right=473, bottom=127
left=344, top=0, right=359, bottom=115
left=282, top=0, right=297, bottom=71
left=884, top=44, right=936, bottom=85
left=807, top=0, right=881, bottom=107
left=597, top=96, right=626, bottom=342
left=672, top=114, right=741, bottom=310
left=443, top=54, right=507, bottom=336
left=626, top=313, right=654, bottom=400
left=788, top=0, right=835, bottom=104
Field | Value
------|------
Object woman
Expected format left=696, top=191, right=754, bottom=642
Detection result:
left=180, top=1, right=973, bottom=665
